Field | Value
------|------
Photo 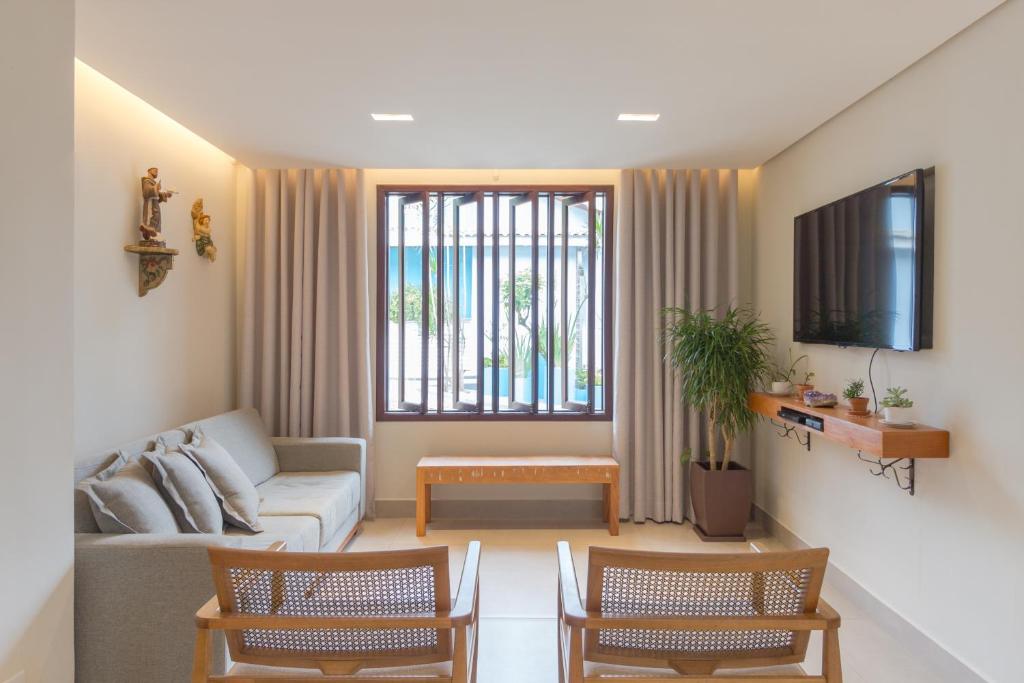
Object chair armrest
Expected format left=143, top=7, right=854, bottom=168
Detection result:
left=557, top=541, right=588, bottom=627
left=450, top=541, right=481, bottom=626
left=272, top=436, right=366, bottom=518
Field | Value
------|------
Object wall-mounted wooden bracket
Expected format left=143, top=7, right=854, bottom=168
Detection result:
left=124, top=242, right=179, bottom=296
left=856, top=452, right=915, bottom=496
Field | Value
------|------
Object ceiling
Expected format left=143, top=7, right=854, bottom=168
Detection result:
left=76, top=0, right=1003, bottom=169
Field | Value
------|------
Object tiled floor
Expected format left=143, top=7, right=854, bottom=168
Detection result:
left=349, top=517, right=961, bottom=682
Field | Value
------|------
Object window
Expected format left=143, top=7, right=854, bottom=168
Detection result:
left=376, top=185, right=613, bottom=420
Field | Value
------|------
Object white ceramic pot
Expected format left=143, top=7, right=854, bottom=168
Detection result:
left=771, top=381, right=792, bottom=395
left=883, top=407, right=913, bottom=424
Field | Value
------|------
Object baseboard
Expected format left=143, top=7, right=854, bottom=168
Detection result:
left=754, top=506, right=987, bottom=683
left=375, top=498, right=603, bottom=520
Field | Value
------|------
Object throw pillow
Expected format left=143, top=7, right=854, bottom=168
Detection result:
left=143, top=441, right=224, bottom=534
left=179, top=427, right=263, bottom=532
left=76, top=454, right=181, bottom=534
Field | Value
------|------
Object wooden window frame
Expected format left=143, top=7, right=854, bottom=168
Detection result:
left=376, top=184, right=614, bottom=422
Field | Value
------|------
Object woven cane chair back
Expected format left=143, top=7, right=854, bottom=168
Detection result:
left=208, top=545, right=452, bottom=669
left=584, top=546, right=829, bottom=666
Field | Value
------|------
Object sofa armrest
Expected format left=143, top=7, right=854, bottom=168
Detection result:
left=74, top=533, right=248, bottom=683
left=272, top=436, right=366, bottom=518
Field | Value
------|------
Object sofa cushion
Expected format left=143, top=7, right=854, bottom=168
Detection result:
left=179, top=428, right=263, bottom=533
left=187, top=408, right=278, bottom=485
left=225, top=515, right=320, bottom=552
left=77, top=455, right=180, bottom=534
left=74, top=429, right=189, bottom=533
left=143, top=442, right=224, bottom=534
left=257, top=471, right=360, bottom=547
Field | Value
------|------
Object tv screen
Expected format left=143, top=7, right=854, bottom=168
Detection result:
left=793, top=168, right=933, bottom=351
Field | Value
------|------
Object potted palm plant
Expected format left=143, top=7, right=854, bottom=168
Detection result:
left=664, top=307, right=774, bottom=541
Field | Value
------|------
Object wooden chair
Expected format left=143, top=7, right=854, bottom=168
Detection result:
left=556, top=542, right=841, bottom=682
left=193, top=541, right=481, bottom=682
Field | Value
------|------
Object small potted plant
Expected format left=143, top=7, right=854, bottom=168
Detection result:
left=792, top=369, right=815, bottom=402
left=843, top=378, right=869, bottom=415
left=787, top=349, right=815, bottom=401
left=880, top=387, right=914, bottom=424
left=769, top=372, right=792, bottom=396
left=664, top=306, right=774, bottom=541
left=771, top=349, right=810, bottom=396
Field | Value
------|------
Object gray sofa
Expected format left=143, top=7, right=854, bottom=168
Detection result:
left=73, top=408, right=366, bottom=683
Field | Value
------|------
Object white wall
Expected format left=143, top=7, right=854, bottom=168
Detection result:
left=365, top=169, right=618, bottom=503
left=752, top=2, right=1023, bottom=681
left=74, top=62, right=238, bottom=458
left=0, top=1, right=75, bottom=681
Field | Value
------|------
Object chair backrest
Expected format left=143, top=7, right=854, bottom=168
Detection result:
left=585, top=546, right=829, bottom=665
left=208, top=545, right=452, bottom=669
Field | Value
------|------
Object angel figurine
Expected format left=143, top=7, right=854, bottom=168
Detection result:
left=190, top=198, right=217, bottom=262
left=139, top=167, right=176, bottom=242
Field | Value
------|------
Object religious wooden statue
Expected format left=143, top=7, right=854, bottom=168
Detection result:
left=190, top=198, right=218, bottom=262
left=125, top=166, right=179, bottom=296
left=139, top=167, right=176, bottom=242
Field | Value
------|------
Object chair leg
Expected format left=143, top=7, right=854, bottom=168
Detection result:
left=567, top=625, right=584, bottom=683
left=557, top=587, right=566, bottom=683
left=453, top=625, right=469, bottom=683
left=822, top=626, right=842, bottom=683
left=557, top=622, right=566, bottom=683
left=469, top=621, right=479, bottom=683
left=191, top=628, right=211, bottom=683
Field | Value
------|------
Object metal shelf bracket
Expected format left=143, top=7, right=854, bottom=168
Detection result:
left=769, top=419, right=812, bottom=451
left=856, top=452, right=915, bottom=496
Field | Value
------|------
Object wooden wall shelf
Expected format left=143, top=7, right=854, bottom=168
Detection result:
left=749, top=392, right=949, bottom=460
left=124, top=242, right=178, bottom=297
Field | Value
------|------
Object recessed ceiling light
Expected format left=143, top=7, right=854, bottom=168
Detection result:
left=617, top=113, right=660, bottom=122
left=371, top=113, right=414, bottom=122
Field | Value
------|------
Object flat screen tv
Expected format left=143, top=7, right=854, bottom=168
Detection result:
left=793, top=168, right=933, bottom=351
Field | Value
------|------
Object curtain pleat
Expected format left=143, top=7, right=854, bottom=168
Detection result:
left=614, top=169, right=740, bottom=523
left=239, top=168, right=375, bottom=517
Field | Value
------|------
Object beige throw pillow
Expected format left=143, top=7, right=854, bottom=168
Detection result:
left=179, top=427, right=263, bottom=533
left=144, top=442, right=224, bottom=534
left=76, top=454, right=181, bottom=534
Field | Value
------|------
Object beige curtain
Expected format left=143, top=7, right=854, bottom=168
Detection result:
left=613, top=169, right=739, bottom=523
left=238, top=168, right=375, bottom=516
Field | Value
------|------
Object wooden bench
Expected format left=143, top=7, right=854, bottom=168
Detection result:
left=415, top=456, right=620, bottom=536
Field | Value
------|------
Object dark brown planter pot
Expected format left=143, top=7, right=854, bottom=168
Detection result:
left=689, top=461, right=754, bottom=541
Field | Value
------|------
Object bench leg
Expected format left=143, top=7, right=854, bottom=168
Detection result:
left=416, top=472, right=428, bottom=537
left=606, top=481, right=619, bottom=535
left=424, top=484, right=432, bottom=523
